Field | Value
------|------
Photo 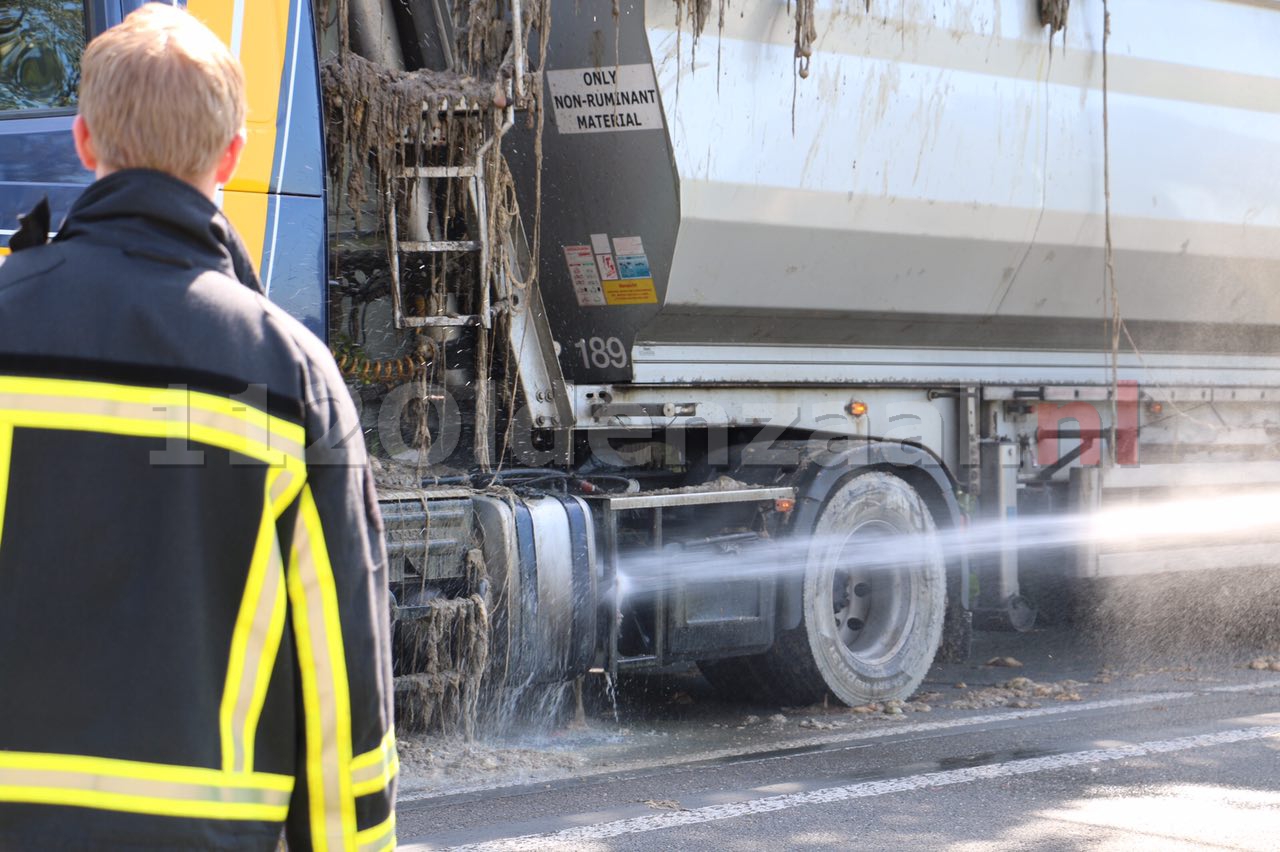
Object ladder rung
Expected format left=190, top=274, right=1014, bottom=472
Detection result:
left=430, top=99, right=487, bottom=113
left=400, top=315, right=480, bottom=328
left=402, top=166, right=477, bottom=179
left=398, top=240, right=482, bottom=252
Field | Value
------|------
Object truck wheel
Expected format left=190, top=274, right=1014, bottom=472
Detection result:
left=768, top=472, right=946, bottom=705
left=696, top=655, right=780, bottom=705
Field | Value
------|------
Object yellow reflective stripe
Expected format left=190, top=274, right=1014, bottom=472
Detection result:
left=221, top=474, right=291, bottom=773
left=0, top=752, right=292, bottom=822
left=288, top=484, right=357, bottom=850
left=0, top=423, right=12, bottom=553
left=246, top=546, right=288, bottom=769
left=350, top=730, right=398, bottom=798
left=0, top=377, right=305, bottom=446
left=0, top=376, right=305, bottom=469
left=350, top=730, right=396, bottom=773
left=0, top=752, right=295, bottom=790
left=356, top=812, right=396, bottom=852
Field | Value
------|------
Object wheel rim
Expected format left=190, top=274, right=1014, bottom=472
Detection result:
left=825, top=520, right=916, bottom=669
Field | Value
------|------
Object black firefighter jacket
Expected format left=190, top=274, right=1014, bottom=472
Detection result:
left=0, top=170, right=397, bottom=851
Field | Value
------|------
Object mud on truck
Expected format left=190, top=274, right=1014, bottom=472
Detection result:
left=6, top=0, right=1280, bottom=731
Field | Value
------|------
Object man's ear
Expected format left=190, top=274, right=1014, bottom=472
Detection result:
left=72, top=115, right=99, bottom=173
left=214, top=130, right=247, bottom=187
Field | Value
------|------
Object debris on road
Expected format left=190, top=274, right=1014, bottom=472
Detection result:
left=799, top=718, right=838, bottom=730
left=1244, top=657, right=1280, bottom=672
left=985, top=656, right=1024, bottom=668
left=396, top=736, right=586, bottom=792
left=949, top=677, right=1086, bottom=710
left=642, top=799, right=685, bottom=811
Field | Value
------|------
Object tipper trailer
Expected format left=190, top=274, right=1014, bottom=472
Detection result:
left=5, top=0, right=1280, bottom=725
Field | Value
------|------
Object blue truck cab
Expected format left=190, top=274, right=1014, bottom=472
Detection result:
left=0, top=0, right=328, bottom=339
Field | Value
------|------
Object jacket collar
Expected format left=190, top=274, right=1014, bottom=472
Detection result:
left=51, top=169, right=264, bottom=294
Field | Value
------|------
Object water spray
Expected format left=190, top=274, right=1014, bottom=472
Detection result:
left=615, top=488, right=1280, bottom=602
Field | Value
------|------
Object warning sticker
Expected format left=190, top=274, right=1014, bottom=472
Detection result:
left=616, top=254, right=650, bottom=279
left=603, top=278, right=658, bottom=305
left=546, top=65, right=665, bottom=135
left=563, top=245, right=606, bottom=306
left=596, top=253, right=619, bottom=280
left=613, top=236, right=644, bottom=256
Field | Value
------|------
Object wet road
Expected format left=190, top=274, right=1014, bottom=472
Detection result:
left=395, top=627, right=1280, bottom=850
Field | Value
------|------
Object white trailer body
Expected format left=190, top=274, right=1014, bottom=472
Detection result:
left=634, top=0, right=1280, bottom=387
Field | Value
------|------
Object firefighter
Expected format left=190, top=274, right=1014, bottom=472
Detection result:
left=0, top=5, right=395, bottom=850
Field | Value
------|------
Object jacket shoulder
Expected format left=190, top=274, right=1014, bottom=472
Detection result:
left=257, top=298, right=344, bottom=391
left=255, top=298, right=365, bottom=460
left=0, top=244, right=66, bottom=290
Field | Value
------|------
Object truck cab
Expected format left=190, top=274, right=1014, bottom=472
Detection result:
left=1, top=0, right=327, bottom=337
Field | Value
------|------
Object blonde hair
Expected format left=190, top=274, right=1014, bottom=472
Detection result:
left=79, top=3, right=245, bottom=182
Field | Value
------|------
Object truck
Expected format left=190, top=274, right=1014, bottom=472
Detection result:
left=5, top=0, right=1280, bottom=729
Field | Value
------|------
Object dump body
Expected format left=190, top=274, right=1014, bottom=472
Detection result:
left=528, top=0, right=1280, bottom=388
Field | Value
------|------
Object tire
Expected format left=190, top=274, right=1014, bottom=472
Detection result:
left=937, top=605, right=973, bottom=663
left=713, top=472, right=946, bottom=706
left=697, top=655, right=782, bottom=705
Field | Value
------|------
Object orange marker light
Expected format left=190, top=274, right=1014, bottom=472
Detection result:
left=775, top=498, right=795, bottom=513
left=1148, top=401, right=1164, bottom=415
left=847, top=400, right=869, bottom=417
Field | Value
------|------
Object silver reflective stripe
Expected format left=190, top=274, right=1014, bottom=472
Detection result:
left=356, top=813, right=396, bottom=852
left=288, top=485, right=357, bottom=848
left=350, top=731, right=397, bottom=797
left=0, top=753, right=293, bottom=821
left=224, top=498, right=289, bottom=774
left=0, top=391, right=303, bottom=462
left=0, top=767, right=292, bottom=806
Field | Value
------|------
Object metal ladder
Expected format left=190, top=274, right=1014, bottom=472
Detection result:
left=385, top=0, right=526, bottom=331
left=386, top=121, right=495, bottom=330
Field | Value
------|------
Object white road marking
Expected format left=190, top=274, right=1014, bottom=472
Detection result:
left=1207, top=681, right=1280, bottom=693
left=398, top=691, right=1194, bottom=804
left=435, top=726, right=1280, bottom=850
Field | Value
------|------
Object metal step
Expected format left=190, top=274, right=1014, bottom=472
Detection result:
left=402, top=166, right=478, bottom=179
left=399, top=314, right=481, bottom=328
left=587, top=486, right=795, bottom=511
left=397, top=240, right=482, bottom=253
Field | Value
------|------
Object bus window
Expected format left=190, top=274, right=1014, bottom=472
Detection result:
left=0, top=3, right=85, bottom=112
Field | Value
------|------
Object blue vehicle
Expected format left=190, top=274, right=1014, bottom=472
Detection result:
left=1, top=0, right=326, bottom=336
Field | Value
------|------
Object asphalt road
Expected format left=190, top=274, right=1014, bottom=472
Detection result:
left=395, top=627, right=1280, bottom=850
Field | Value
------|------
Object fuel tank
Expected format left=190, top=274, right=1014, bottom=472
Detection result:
left=518, top=0, right=1280, bottom=387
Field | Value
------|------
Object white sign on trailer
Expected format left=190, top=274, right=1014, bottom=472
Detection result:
left=546, top=65, right=665, bottom=134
